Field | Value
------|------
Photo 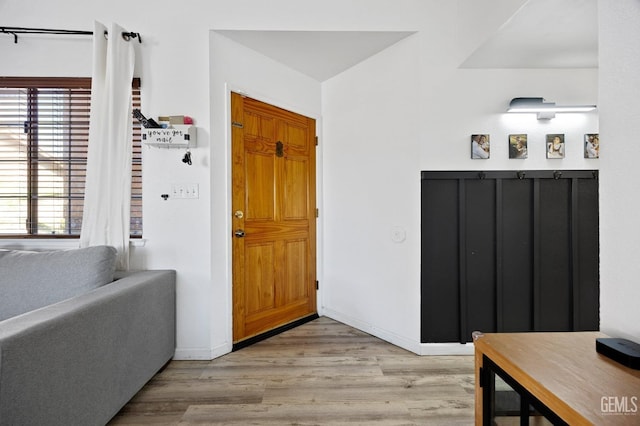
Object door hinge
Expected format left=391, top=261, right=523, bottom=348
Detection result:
left=232, top=121, right=244, bottom=128
left=316, top=208, right=319, bottom=218
left=316, top=280, right=319, bottom=290
left=315, top=136, right=318, bottom=146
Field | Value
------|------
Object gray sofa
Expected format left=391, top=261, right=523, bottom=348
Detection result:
left=0, top=245, right=176, bottom=426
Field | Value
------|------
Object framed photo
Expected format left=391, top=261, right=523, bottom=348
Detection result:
left=546, top=134, right=565, bottom=159
left=471, top=134, right=490, bottom=159
left=509, top=134, right=528, bottom=159
left=584, top=133, right=599, bottom=158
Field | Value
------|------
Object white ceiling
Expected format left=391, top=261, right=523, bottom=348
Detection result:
left=214, top=30, right=415, bottom=82
left=214, top=0, right=598, bottom=82
left=461, top=0, right=598, bottom=68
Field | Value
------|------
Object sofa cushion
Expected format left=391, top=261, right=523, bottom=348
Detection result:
left=0, top=245, right=117, bottom=321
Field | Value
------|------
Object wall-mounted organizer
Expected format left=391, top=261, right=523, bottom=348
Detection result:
left=142, top=125, right=196, bottom=148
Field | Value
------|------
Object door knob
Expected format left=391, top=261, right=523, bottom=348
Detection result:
left=234, top=229, right=245, bottom=238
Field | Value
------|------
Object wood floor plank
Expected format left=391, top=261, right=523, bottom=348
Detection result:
left=261, top=375, right=470, bottom=404
left=109, top=317, right=475, bottom=425
left=201, top=356, right=384, bottom=380
left=378, top=355, right=475, bottom=376
left=179, top=402, right=416, bottom=425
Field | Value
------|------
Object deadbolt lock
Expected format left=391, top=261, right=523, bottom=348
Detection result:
left=234, top=210, right=244, bottom=219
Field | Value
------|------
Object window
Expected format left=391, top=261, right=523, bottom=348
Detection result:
left=0, top=77, right=142, bottom=237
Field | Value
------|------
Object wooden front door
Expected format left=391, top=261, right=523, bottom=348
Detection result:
left=231, top=92, right=317, bottom=344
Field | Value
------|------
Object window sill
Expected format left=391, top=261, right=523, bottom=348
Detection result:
left=0, top=238, right=146, bottom=251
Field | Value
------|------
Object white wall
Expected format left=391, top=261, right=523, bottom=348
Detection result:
left=598, top=0, right=640, bottom=342
left=321, top=5, right=598, bottom=354
left=321, top=33, right=422, bottom=351
left=422, top=68, right=598, bottom=170
left=1, top=0, right=615, bottom=360
left=0, top=0, right=215, bottom=358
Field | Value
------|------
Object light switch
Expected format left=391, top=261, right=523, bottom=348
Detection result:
left=170, top=183, right=199, bottom=199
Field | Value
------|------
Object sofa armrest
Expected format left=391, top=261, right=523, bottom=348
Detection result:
left=0, top=270, right=176, bottom=426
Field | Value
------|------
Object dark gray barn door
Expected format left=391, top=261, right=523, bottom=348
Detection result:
left=420, top=170, right=599, bottom=343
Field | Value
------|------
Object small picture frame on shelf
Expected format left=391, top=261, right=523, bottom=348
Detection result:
left=509, top=134, right=528, bottom=159
left=471, top=134, right=490, bottom=159
left=546, top=134, right=565, bottom=159
left=584, top=133, right=599, bottom=158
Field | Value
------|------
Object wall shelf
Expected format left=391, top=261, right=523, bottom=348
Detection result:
left=142, top=125, right=196, bottom=148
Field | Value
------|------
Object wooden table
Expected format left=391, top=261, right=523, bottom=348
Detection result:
left=474, top=332, right=640, bottom=425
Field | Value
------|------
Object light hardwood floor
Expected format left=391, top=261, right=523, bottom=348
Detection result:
left=109, top=317, right=475, bottom=425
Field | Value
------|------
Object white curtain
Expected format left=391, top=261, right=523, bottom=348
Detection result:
left=80, top=21, right=135, bottom=270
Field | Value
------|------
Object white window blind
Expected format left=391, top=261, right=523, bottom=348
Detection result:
left=0, top=77, right=142, bottom=237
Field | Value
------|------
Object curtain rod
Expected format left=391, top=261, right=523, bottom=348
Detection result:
left=0, top=26, right=142, bottom=44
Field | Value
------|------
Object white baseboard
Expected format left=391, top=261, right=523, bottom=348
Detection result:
left=323, top=308, right=474, bottom=356
left=418, top=342, right=474, bottom=355
left=322, top=308, right=421, bottom=354
left=172, top=314, right=475, bottom=360
left=173, top=342, right=232, bottom=360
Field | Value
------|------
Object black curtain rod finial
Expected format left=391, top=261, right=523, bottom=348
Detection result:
left=0, top=27, right=18, bottom=43
left=124, top=32, right=142, bottom=43
left=103, top=30, right=142, bottom=43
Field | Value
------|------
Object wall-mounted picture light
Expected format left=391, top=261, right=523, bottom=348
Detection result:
left=507, top=97, right=597, bottom=120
